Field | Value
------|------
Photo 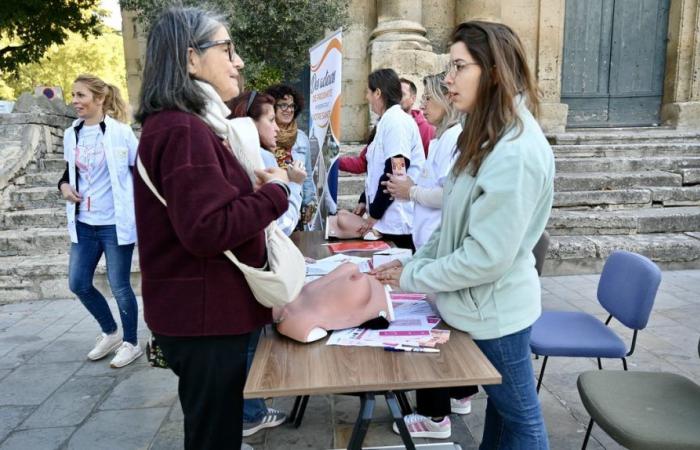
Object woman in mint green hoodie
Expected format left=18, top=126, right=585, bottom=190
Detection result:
left=374, top=21, right=554, bottom=449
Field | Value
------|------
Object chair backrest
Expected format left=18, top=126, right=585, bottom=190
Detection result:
left=532, top=231, right=550, bottom=276
left=597, top=250, right=661, bottom=330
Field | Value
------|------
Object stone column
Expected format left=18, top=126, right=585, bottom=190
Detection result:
left=533, top=0, right=568, bottom=133
left=661, top=0, right=700, bottom=129
left=455, top=0, right=568, bottom=132
left=341, top=0, right=377, bottom=142
left=369, top=0, right=440, bottom=107
left=423, top=0, right=456, bottom=53
left=455, top=0, right=502, bottom=23
left=120, top=10, right=147, bottom=117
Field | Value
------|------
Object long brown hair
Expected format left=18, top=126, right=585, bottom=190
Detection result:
left=450, top=21, right=540, bottom=177
left=74, top=74, right=130, bottom=123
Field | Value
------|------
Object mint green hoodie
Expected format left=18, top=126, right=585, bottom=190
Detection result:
left=400, top=100, right=555, bottom=340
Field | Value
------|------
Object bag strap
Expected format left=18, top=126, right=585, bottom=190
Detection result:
left=136, top=156, right=249, bottom=267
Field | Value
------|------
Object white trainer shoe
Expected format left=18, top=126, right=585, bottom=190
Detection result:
left=87, top=332, right=122, bottom=361
left=451, top=396, right=473, bottom=415
left=110, top=342, right=143, bottom=368
left=392, top=413, right=451, bottom=439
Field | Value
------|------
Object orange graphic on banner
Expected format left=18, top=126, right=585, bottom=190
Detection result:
left=311, top=38, right=342, bottom=72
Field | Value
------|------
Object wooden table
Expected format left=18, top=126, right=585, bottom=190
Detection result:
left=244, top=231, right=501, bottom=450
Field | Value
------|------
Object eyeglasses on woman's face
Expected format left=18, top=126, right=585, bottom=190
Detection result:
left=444, top=59, right=480, bottom=78
left=275, top=102, right=296, bottom=112
left=197, top=39, right=236, bottom=62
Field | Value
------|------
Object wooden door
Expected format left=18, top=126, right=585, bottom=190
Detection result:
left=561, top=0, right=670, bottom=127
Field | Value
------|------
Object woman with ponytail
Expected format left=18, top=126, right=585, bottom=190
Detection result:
left=58, top=74, right=142, bottom=369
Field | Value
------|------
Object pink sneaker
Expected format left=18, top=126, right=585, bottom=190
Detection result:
left=392, top=413, right=451, bottom=439
left=451, top=396, right=473, bottom=415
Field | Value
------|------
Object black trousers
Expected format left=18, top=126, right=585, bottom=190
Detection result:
left=381, top=233, right=415, bottom=252
left=416, top=385, right=480, bottom=417
left=155, top=332, right=251, bottom=450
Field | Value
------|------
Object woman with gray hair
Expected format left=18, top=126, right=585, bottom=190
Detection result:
left=133, top=7, right=290, bottom=450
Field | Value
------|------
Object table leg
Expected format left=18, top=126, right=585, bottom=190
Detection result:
left=347, top=393, right=376, bottom=450
left=289, top=395, right=310, bottom=428
left=396, top=391, right=413, bottom=415
left=386, top=391, right=416, bottom=450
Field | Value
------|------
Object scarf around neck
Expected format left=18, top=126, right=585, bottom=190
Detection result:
left=274, top=121, right=298, bottom=168
left=193, top=80, right=263, bottom=182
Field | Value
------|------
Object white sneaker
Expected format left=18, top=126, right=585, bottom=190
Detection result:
left=110, top=342, right=143, bottom=368
left=451, top=396, right=473, bottom=415
left=87, top=332, right=122, bottom=361
left=242, top=408, right=287, bottom=437
left=392, top=413, right=451, bottom=439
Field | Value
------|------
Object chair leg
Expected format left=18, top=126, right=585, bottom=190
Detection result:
left=597, top=358, right=602, bottom=370
left=581, top=419, right=594, bottom=450
left=536, top=356, right=548, bottom=393
left=622, top=357, right=628, bottom=371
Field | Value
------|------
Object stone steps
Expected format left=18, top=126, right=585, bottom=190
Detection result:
left=549, top=128, right=700, bottom=145
left=555, top=156, right=700, bottom=173
left=554, top=186, right=700, bottom=209
left=9, top=186, right=62, bottom=210
left=545, top=232, right=700, bottom=275
left=22, top=171, right=64, bottom=188
left=0, top=253, right=141, bottom=302
left=26, top=158, right=65, bottom=173
left=0, top=227, right=67, bottom=256
left=1, top=208, right=65, bottom=229
left=553, top=142, right=700, bottom=158
left=547, top=206, right=700, bottom=236
left=554, top=171, right=682, bottom=191
left=336, top=171, right=687, bottom=198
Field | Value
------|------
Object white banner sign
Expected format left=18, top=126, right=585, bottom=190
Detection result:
left=308, top=29, right=342, bottom=229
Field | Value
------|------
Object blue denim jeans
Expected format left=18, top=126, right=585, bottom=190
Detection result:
left=68, top=221, right=138, bottom=344
left=474, top=327, right=549, bottom=450
left=243, top=328, right=267, bottom=423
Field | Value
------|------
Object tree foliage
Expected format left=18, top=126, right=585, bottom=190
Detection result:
left=0, top=0, right=105, bottom=73
left=0, top=28, right=128, bottom=102
left=119, top=0, right=347, bottom=88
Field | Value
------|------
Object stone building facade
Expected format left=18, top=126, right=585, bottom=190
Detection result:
left=121, top=0, right=700, bottom=142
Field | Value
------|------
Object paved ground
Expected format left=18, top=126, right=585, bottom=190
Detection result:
left=0, top=271, right=698, bottom=450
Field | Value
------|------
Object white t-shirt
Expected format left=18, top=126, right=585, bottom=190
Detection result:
left=75, top=124, right=115, bottom=225
left=365, top=104, right=425, bottom=235
left=412, top=123, right=462, bottom=249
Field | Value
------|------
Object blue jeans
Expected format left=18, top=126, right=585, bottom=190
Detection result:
left=68, top=221, right=138, bottom=344
left=243, top=328, right=267, bottom=423
left=474, top=327, right=549, bottom=450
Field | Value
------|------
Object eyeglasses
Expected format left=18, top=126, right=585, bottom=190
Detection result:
left=196, top=39, right=235, bottom=62
left=275, top=102, right=295, bottom=112
left=444, top=60, right=480, bottom=77
left=246, top=91, right=257, bottom=116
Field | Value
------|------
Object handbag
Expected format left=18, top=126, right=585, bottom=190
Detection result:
left=136, top=118, right=306, bottom=308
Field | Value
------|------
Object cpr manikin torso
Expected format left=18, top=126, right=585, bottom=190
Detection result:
left=274, top=262, right=394, bottom=342
left=326, top=210, right=381, bottom=240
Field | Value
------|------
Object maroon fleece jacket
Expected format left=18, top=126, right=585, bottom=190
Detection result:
left=134, top=110, right=289, bottom=336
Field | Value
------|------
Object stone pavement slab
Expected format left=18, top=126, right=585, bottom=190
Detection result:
left=0, top=270, right=698, bottom=450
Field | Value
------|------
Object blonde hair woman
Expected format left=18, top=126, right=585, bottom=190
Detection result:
left=57, top=74, right=141, bottom=369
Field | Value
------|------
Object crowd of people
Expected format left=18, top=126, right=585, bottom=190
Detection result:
left=57, top=5, right=554, bottom=450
